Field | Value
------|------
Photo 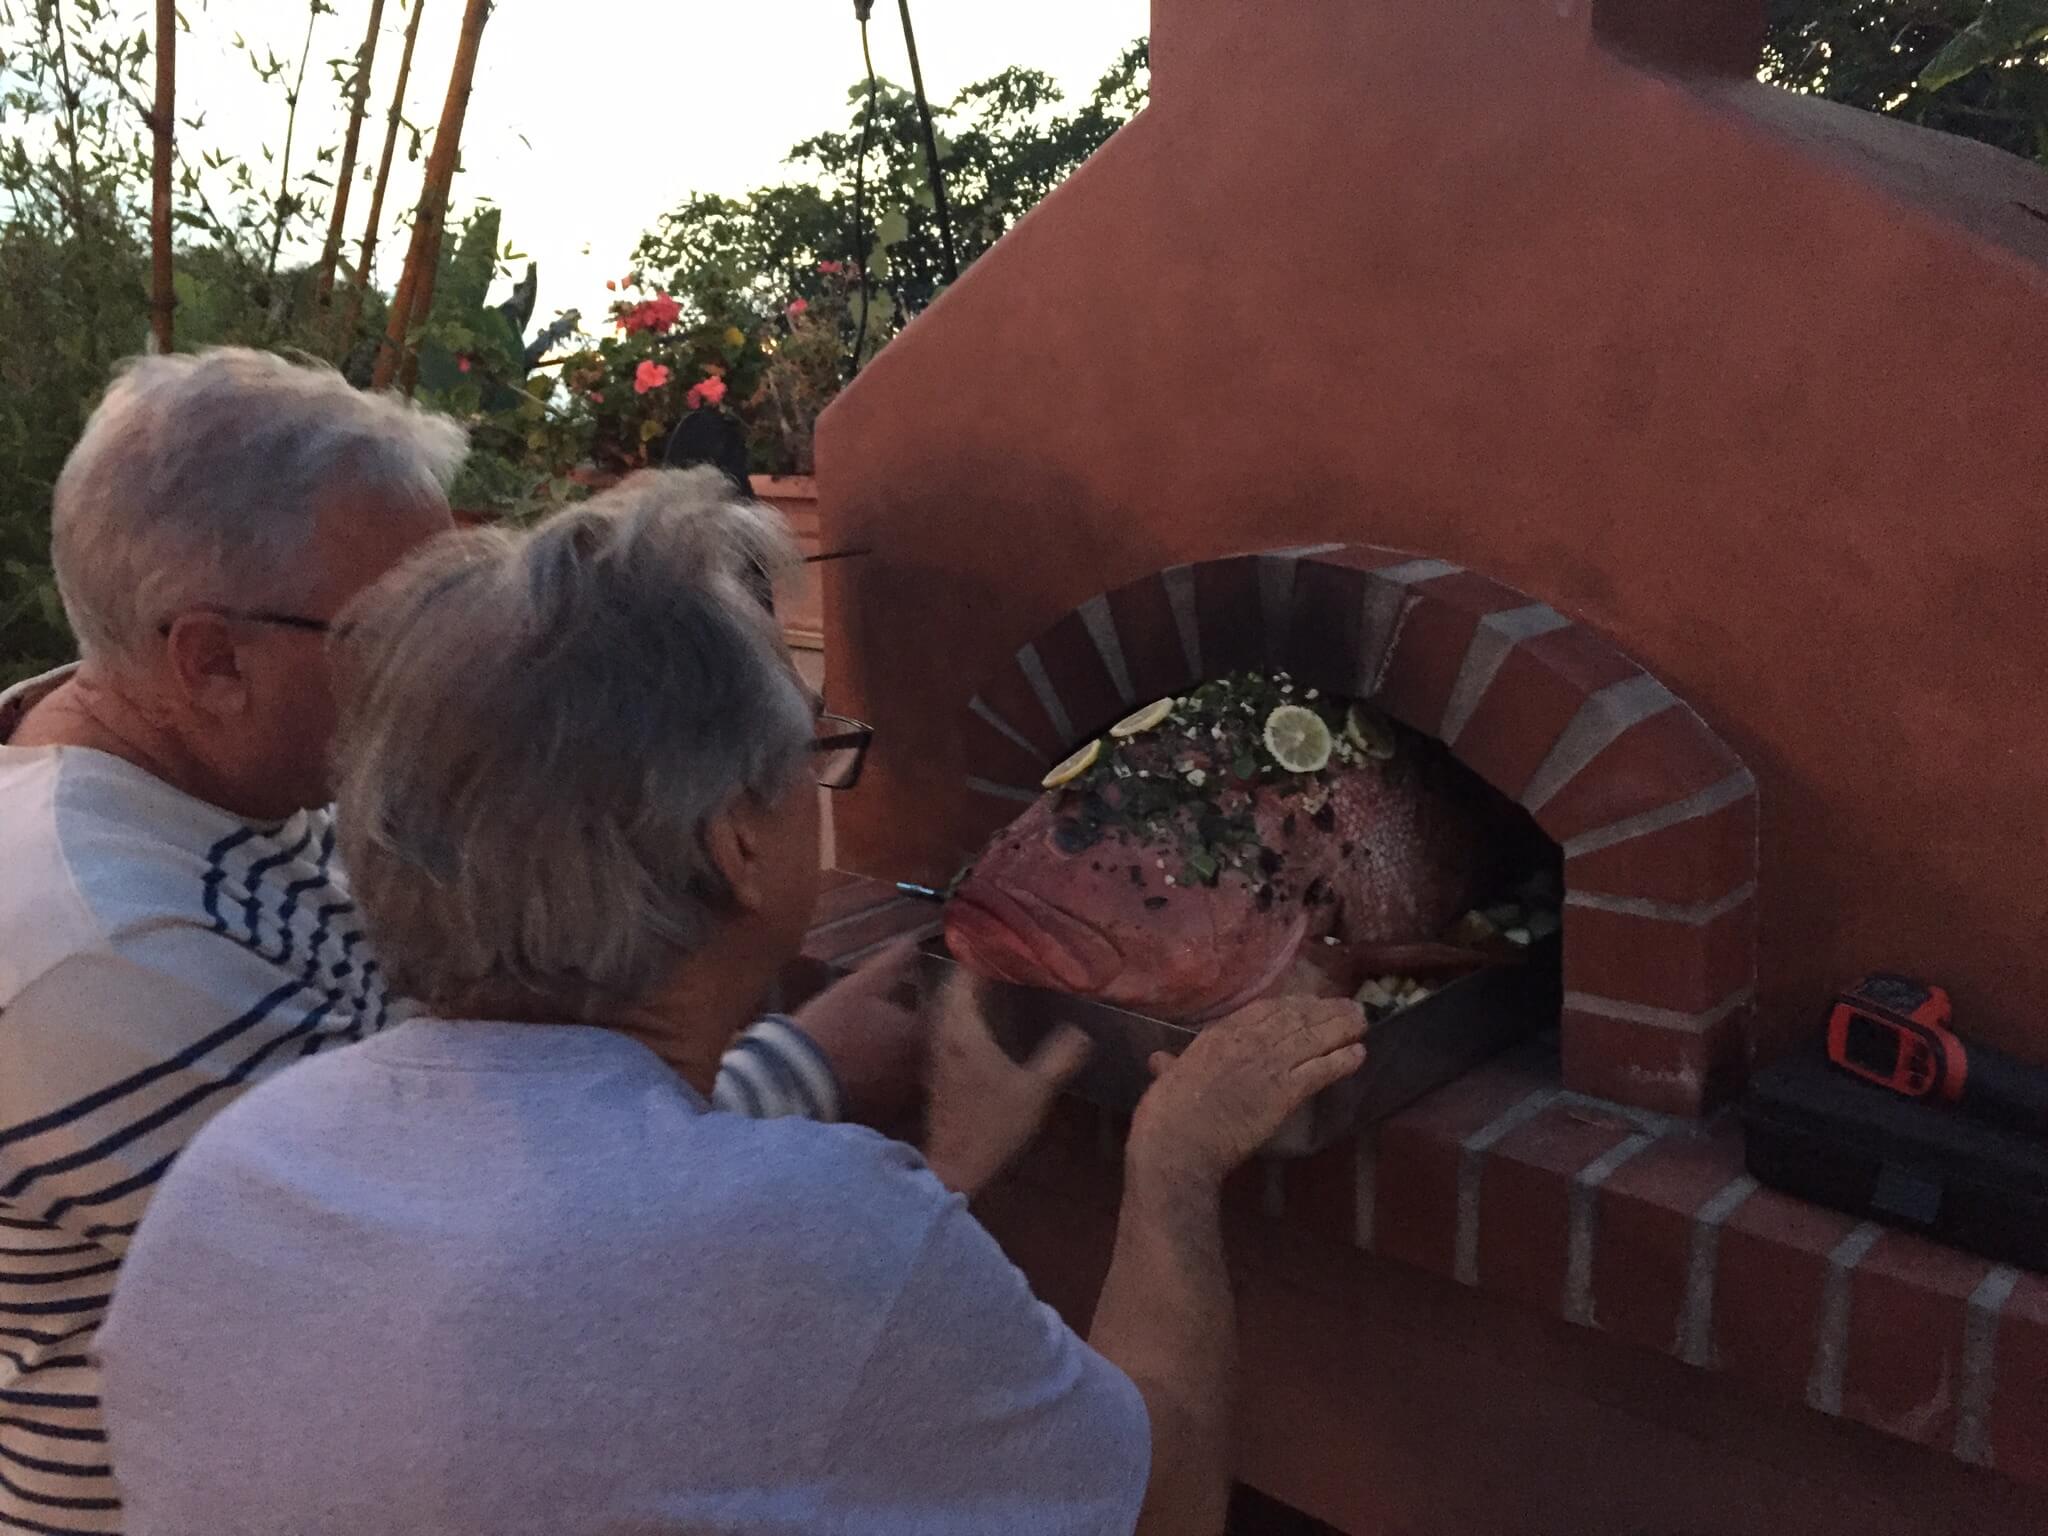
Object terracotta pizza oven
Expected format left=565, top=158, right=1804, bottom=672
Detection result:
left=794, top=0, right=2048, bottom=1526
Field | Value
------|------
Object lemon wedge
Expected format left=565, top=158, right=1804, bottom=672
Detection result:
left=1344, top=702, right=1397, bottom=761
left=1262, top=705, right=1332, bottom=774
left=1040, top=738, right=1102, bottom=790
left=1109, top=697, right=1175, bottom=738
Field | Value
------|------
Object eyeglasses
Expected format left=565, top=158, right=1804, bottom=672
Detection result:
left=811, top=713, right=872, bottom=791
left=156, top=606, right=331, bottom=637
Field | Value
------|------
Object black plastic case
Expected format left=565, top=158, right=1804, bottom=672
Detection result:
left=1742, top=1051, right=2048, bottom=1271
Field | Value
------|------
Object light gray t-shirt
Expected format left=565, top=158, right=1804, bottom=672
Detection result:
left=97, top=1018, right=1150, bottom=1535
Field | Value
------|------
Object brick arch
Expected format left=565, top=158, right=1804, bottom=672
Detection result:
left=956, top=545, right=1759, bottom=1117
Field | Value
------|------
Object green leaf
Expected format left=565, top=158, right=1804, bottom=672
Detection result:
left=1920, top=0, right=2048, bottom=90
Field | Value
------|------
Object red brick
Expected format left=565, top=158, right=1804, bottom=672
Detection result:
left=1372, top=1060, right=1555, bottom=1280
left=1282, top=1137, right=1360, bottom=1250
left=1281, top=560, right=1370, bottom=700
left=1714, top=1187, right=1862, bottom=1402
left=1534, top=703, right=1749, bottom=845
left=1307, top=543, right=1411, bottom=575
left=1451, top=626, right=1646, bottom=801
left=1592, top=1122, right=1747, bottom=1355
left=1370, top=590, right=1482, bottom=739
left=974, top=659, right=1067, bottom=758
left=1105, top=573, right=1201, bottom=707
left=1561, top=894, right=1757, bottom=1017
left=1841, top=1230, right=1990, bottom=1449
left=1478, top=1104, right=1637, bottom=1314
left=959, top=709, right=1048, bottom=795
left=1561, top=1006, right=1749, bottom=1117
left=1028, top=609, right=1130, bottom=744
left=1565, top=790, right=1758, bottom=907
left=1193, top=556, right=1266, bottom=679
left=1409, top=568, right=1534, bottom=621
left=1988, top=1271, right=2048, bottom=1483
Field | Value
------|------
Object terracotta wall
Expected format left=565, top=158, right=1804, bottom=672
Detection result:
left=816, top=0, right=2048, bottom=1067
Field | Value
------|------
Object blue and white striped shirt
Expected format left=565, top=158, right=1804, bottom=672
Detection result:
left=0, top=673, right=839, bottom=1532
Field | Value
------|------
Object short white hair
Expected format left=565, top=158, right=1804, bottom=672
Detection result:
left=51, top=347, right=469, bottom=663
left=331, top=467, right=814, bottom=1021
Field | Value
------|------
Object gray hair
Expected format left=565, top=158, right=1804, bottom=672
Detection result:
left=331, top=467, right=814, bottom=1021
left=52, top=347, right=469, bottom=663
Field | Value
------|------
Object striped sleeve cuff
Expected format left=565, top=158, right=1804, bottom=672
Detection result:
left=712, top=1016, right=844, bottom=1123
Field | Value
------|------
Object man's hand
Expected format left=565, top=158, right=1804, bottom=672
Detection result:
left=923, top=969, right=1092, bottom=1198
left=1129, top=997, right=1367, bottom=1192
left=791, top=938, right=931, bottom=1129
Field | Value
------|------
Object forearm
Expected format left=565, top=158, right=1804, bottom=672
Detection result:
left=1087, top=1154, right=1235, bottom=1536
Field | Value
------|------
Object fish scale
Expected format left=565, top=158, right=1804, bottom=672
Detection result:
left=946, top=739, right=1496, bottom=1023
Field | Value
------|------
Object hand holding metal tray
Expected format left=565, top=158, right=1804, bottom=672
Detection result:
left=916, top=934, right=1562, bottom=1157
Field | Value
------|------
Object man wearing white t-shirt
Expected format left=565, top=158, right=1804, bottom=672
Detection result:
left=0, top=350, right=932, bottom=1532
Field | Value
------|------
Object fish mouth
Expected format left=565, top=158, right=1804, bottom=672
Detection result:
left=943, top=885, right=1123, bottom=996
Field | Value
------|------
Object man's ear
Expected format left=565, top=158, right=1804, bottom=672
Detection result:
left=162, top=615, right=251, bottom=721
left=703, top=796, right=769, bottom=915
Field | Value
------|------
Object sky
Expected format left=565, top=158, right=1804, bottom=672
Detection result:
left=165, top=0, right=1151, bottom=329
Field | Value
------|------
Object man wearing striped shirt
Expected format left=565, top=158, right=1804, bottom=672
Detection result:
left=0, top=350, right=918, bottom=1533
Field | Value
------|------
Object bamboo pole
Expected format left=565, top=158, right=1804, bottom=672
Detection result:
left=371, top=0, right=491, bottom=393
left=147, top=0, right=176, bottom=352
left=338, top=0, right=423, bottom=354
left=314, top=0, right=385, bottom=308
left=261, top=2, right=322, bottom=300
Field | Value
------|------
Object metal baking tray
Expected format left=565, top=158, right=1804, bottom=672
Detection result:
left=917, top=936, right=1561, bottom=1157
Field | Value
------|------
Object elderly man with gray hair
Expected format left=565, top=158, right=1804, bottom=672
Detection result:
left=94, top=471, right=1368, bottom=1535
left=0, top=350, right=936, bottom=1532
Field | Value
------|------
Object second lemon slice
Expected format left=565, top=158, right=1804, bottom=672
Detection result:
left=1109, top=697, right=1175, bottom=738
left=1263, top=705, right=1333, bottom=774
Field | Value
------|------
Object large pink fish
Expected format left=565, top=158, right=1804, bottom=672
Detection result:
left=945, top=684, right=1509, bottom=1022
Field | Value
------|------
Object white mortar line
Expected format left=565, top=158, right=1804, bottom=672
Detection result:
left=1677, top=1174, right=1758, bottom=1367
left=1564, top=1132, right=1657, bottom=1327
left=1565, top=881, right=1758, bottom=926
left=1562, top=770, right=1756, bottom=858
left=1807, top=1221, right=1886, bottom=1416
left=1439, top=604, right=1573, bottom=747
left=965, top=777, right=1038, bottom=804
left=967, top=696, right=1046, bottom=760
left=1077, top=594, right=1135, bottom=708
left=1014, top=642, right=1074, bottom=745
left=1563, top=985, right=1755, bottom=1035
left=1161, top=564, right=1203, bottom=680
left=1955, top=1265, right=2021, bottom=1466
left=1257, top=554, right=1300, bottom=671
left=1455, top=1088, right=1563, bottom=1287
left=1521, top=673, right=1679, bottom=813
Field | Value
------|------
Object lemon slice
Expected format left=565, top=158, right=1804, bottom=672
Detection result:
left=1263, top=705, right=1332, bottom=774
left=1345, top=702, right=1397, bottom=760
left=1040, top=738, right=1101, bottom=790
left=1109, top=697, right=1175, bottom=738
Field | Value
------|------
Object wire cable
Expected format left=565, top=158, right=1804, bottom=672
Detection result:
left=847, top=16, right=880, bottom=379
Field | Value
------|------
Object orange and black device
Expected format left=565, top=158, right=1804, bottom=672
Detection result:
left=1827, top=974, right=2048, bottom=1136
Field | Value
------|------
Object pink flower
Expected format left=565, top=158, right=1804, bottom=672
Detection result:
left=617, top=291, right=683, bottom=336
left=685, top=374, right=728, bottom=410
left=588, top=391, right=604, bottom=404
left=456, top=355, right=471, bottom=373
left=817, top=260, right=843, bottom=275
left=786, top=298, right=809, bottom=318
left=633, top=360, right=671, bottom=395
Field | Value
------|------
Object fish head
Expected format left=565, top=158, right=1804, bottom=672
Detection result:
left=943, top=794, right=1308, bottom=1022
